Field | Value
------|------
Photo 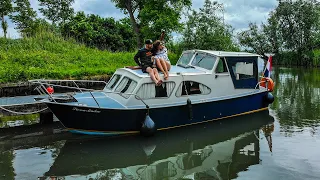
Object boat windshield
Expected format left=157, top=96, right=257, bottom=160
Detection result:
left=106, top=74, right=121, bottom=90
left=191, top=53, right=217, bottom=70
left=177, top=52, right=194, bottom=66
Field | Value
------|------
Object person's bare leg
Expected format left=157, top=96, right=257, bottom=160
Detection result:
left=160, top=58, right=169, bottom=80
left=153, top=68, right=161, bottom=82
left=165, top=61, right=171, bottom=71
left=146, top=67, right=158, bottom=84
left=156, top=59, right=166, bottom=77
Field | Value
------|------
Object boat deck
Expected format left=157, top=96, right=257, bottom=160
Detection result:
left=126, top=65, right=208, bottom=77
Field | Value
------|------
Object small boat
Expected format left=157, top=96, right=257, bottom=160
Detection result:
left=31, top=50, right=275, bottom=136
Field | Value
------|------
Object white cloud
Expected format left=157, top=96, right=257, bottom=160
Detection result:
left=2, top=0, right=278, bottom=39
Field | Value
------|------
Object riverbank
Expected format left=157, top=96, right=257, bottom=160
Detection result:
left=0, top=32, right=179, bottom=84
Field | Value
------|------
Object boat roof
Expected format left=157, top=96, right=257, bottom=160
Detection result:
left=185, top=50, right=260, bottom=57
left=121, top=65, right=208, bottom=78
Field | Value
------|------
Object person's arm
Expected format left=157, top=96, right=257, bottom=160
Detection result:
left=134, top=50, right=141, bottom=66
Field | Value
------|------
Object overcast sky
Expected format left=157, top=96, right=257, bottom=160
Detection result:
left=1, top=0, right=278, bottom=39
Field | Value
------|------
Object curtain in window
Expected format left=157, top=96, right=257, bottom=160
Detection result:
left=199, top=84, right=210, bottom=94
left=176, top=83, right=183, bottom=96
left=115, top=77, right=129, bottom=92
left=166, top=82, right=175, bottom=96
left=137, top=83, right=156, bottom=99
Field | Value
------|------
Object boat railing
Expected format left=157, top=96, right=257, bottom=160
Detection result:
left=28, top=79, right=150, bottom=109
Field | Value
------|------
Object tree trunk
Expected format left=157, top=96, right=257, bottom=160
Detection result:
left=125, top=1, right=142, bottom=48
left=1, top=15, right=6, bottom=39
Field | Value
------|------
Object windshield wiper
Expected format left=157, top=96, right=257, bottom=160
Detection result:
left=194, top=55, right=207, bottom=66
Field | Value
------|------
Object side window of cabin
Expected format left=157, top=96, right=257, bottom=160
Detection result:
left=191, top=53, right=217, bottom=70
left=232, top=62, right=254, bottom=80
left=176, top=81, right=211, bottom=96
left=136, top=82, right=175, bottom=99
left=215, top=59, right=228, bottom=73
left=225, top=57, right=258, bottom=89
left=114, top=77, right=137, bottom=98
left=106, top=74, right=121, bottom=90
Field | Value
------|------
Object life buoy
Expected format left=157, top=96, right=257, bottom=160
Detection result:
left=260, top=77, right=274, bottom=92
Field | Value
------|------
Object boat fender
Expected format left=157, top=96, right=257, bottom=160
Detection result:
left=140, top=114, right=156, bottom=137
left=260, top=77, right=274, bottom=92
left=264, top=92, right=274, bottom=104
left=187, top=98, right=193, bottom=120
left=46, top=86, right=54, bottom=94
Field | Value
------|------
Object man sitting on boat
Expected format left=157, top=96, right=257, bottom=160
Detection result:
left=134, top=39, right=163, bottom=86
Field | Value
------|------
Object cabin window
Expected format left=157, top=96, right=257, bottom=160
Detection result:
left=176, top=81, right=211, bottom=96
left=114, top=77, right=137, bottom=98
left=136, top=82, right=175, bottom=99
left=106, top=74, right=121, bottom=90
left=225, top=57, right=258, bottom=89
left=177, top=52, right=194, bottom=66
left=233, top=62, right=254, bottom=80
left=215, top=58, right=228, bottom=73
left=191, top=53, right=216, bottom=70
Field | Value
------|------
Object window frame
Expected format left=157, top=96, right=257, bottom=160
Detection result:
left=190, top=53, right=217, bottom=70
left=175, top=81, right=211, bottom=97
left=114, top=76, right=138, bottom=99
left=176, top=52, right=196, bottom=67
left=215, top=57, right=229, bottom=74
left=135, top=81, right=176, bottom=100
left=106, top=74, right=121, bottom=90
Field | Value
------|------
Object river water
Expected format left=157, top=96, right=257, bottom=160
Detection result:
left=0, top=67, right=319, bottom=180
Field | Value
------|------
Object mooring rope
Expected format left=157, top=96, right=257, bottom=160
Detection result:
left=0, top=106, right=48, bottom=115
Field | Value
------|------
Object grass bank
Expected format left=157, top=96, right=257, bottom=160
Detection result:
left=0, top=32, right=179, bottom=84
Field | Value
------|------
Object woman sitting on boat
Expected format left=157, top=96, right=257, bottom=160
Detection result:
left=152, top=40, right=171, bottom=80
left=134, top=39, right=163, bottom=86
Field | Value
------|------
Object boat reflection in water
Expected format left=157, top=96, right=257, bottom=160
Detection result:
left=44, top=110, right=274, bottom=180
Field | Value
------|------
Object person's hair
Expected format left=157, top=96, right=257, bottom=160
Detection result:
left=152, top=40, right=161, bottom=54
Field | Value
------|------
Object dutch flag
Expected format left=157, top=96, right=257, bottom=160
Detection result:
left=263, top=56, right=272, bottom=78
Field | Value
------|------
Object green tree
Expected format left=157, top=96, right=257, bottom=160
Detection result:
left=183, top=0, right=238, bottom=51
left=237, top=23, right=271, bottom=59
left=0, top=0, right=12, bottom=38
left=61, top=12, right=135, bottom=51
left=263, top=11, right=282, bottom=55
left=111, top=0, right=191, bottom=48
left=238, top=0, right=320, bottom=66
left=39, top=0, right=74, bottom=25
left=275, top=0, right=319, bottom=65
left=9, top=0, right=37, bottom=36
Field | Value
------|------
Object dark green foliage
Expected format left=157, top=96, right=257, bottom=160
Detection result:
left=0, top=0, right=12, bottom=38
left=238, top=0, right=320, bottom=67
left=182, top=0, right=239, bottom=51
left=39, top=0, right=74, bottom=25
left=9, top=0, right=37, bottom=37
left=61, top=12, right=136, bottom=52
left=111, top=0, right=191, bottom=48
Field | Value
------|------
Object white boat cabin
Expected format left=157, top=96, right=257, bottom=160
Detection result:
left=102, top=50, right=265, bottom=108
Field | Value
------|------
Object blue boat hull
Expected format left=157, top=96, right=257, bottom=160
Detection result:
left=46, top=91, right=270, bottom=135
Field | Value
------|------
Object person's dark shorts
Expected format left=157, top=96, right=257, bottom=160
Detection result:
left=142, top=65, right=151, bottom=73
